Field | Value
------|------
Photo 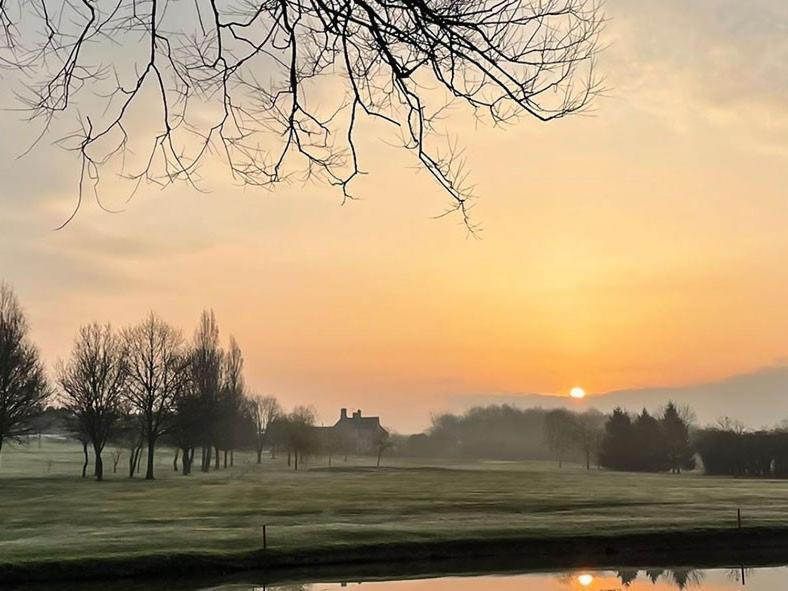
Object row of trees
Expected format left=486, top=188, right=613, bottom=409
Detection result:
left=0, top=280, right=335, bottom=480
left=412, top=405, right=606, bottom=468
left=695, top=420, right=788, bottom=478
left=598, top=404, right=696, bottom=473
left=56, top=311, right=261, bottom=480
left=411, top=403, right=697, bottom=475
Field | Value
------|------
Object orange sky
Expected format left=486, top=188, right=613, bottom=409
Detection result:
left=304, top=568, right=774, bottom=590
left=2, top=1, right=788, bottom=432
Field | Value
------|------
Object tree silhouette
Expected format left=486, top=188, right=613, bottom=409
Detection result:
left=247, top=394, right=282, bottom=464
left=0, top=281, right=50, bottom=461
left=661, top=401, right=695, bottom=474
left=57, top=323, right=127, bottom=481
left=0, top=0, right=600, bottom=228
left=599, top=408, right=636, bottom=471
left=122, top=312, right=188, bottom=480
left=544, top=408, right=576, bottom=468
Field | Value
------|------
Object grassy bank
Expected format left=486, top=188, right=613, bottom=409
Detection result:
left=2, top=439, right=788, bottom=582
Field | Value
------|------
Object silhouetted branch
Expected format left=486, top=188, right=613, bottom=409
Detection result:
left=1, top=0, right=602, bottom=229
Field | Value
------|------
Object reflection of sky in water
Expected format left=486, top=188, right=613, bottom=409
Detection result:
left=212, top=567, right=785, bottom=591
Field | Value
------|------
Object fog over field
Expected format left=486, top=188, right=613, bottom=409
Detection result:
left=457, top=365, right=788, bottom=432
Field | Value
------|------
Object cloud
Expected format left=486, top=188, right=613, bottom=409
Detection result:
left=604, top=0, right=788, bottom=150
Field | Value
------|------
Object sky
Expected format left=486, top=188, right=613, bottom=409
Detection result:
left=2, top=0, right=788, bottom=433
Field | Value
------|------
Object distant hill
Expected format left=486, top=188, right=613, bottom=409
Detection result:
left=455, top=365, right=788, bottom=429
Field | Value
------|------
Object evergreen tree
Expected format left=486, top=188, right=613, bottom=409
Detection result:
left=634, top=409, right=669, bottom=472
left=599, top=408, right=637, bottom=471
left=661, top=402, right=696, bottom=473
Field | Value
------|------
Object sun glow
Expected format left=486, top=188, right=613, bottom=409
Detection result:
left=570, top=386, right=587, bottom=399
left=577, top=573, right=594, bottom=587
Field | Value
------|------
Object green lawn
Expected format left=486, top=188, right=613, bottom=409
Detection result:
left=2, top=438, right=788, bottom=567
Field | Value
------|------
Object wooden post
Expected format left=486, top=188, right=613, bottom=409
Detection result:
left=737, top=508, right=742, bottom=529
left=262, top=524, right=267, bottom=549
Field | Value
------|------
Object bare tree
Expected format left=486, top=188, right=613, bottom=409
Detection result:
left=0, top=282, right=50, bottom=461
left=544, top=409, right=576, bottom=468
left=374, top=430, right=392, bottom=468
left=112, top=412, right=146, bottom=478
left=190, top=310, right=224, bottom=472
left=216, top=335, right=245, bottom=468
left=289, top=405, right=317, bottom=471
left=123, top=312, right=187, bottom=480
left=247, top=394, right=281, bottom=464
left=572, top=409, right=605, bottom=470
left=57, top=323, right=126, bottom=481
left=0, top=0, right=600, bottom=229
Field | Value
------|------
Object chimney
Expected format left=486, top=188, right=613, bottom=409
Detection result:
left=353, top=409, right=361, bottom=419
left=340, top=408, right=348, bottom=420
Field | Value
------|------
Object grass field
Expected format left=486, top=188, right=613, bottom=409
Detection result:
left=2, top=438, right=788, bottom=576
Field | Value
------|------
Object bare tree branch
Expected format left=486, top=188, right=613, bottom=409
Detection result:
left=0, top=0, right=602, bottom=230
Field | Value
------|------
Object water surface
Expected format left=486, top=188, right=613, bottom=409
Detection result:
left=202, top=567, right=781, bottom=591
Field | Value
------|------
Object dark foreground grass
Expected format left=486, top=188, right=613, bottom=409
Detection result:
left=2, top=439, right=788, bottom=583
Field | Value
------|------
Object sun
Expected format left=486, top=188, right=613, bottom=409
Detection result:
left=570, top=386, right=587, bottom=399
left=577, top=573, right=594, bottom=587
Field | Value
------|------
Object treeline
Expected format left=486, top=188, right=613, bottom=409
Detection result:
left=695, top=421, right=788, bottom=478
left=0, top=281, right=331, bottom=480
left=406, top=405, right=606, bottom=467
left=5, top=279, right=788, bottom=480
left=598, top=405, right=695, bottom=473
left=410, top=403, right=695, bottom=473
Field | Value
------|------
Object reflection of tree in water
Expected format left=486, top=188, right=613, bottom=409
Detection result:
left=616, top=570, right=640, bottom=586
left=607, top=569, right=704, bottom=589
left=645, top=569, right=665, bottom=583
left=667, top=569, right=705, bottom=589
left=217, top=585, right=308, bottom=591
left=727, top=567, right=753, bottom=585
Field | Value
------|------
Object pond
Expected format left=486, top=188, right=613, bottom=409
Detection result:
left=202, top=568, right=782, bottom=590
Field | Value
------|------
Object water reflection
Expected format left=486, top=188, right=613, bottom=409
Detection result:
left=204, top=567, right=783, bottom=591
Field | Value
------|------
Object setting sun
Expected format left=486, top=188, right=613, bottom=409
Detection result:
left=577, top=573, right=594, bottom=587
left=570, top=387, right=587, bottom=399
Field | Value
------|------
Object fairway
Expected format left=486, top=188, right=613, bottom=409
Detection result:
left=2, top=438, right=788, bottom=572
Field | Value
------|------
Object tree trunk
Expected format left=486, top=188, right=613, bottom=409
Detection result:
left=214, top=445, right=220, bottom=470
left=173, top=448, right=180, bottom=472
left=257, top=447, right=263, bottom=464
left=182, top=447, right=192, bottom=476
left=223, top=449, right=228, bottom=469
left=129, top=448, right=138, bottom=478
left=230, top=449, right=234, bottom=467
left=376, top=451, right=382, bottom=468
left=145, top=437, right=156, bottom=480
left=94, top=448, right=104, bottom=481
left=294, top=451, right=299, bottom=471
left=287, top=449, right=291, bottom=467
left=203, top=445, right=211, bottom=472
left=586, top=449, right=591, bottom=471
left=81, top=442, right=89, bottom=478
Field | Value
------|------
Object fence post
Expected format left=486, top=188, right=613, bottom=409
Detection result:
left=262, top=524, right=267, bottom=549
left=737, top=508, right=742, bottom=529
